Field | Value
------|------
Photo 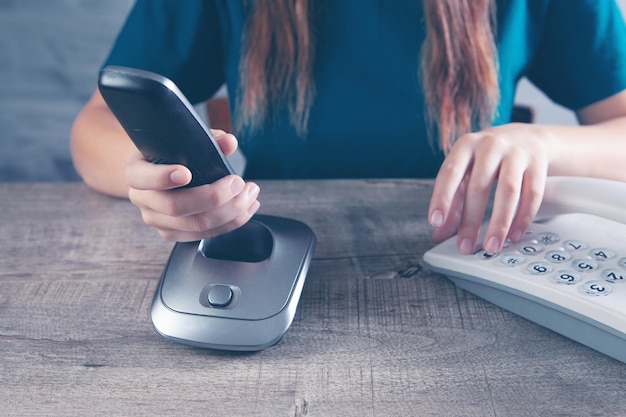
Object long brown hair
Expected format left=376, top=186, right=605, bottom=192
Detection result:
left=236, top=0, right=499, bottom=153
left=236, top=0, right=314, bottom=137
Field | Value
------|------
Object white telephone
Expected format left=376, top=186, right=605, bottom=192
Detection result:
left=424, top=176, right=626, bottom=363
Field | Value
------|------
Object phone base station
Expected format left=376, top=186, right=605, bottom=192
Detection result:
left=150, top=214, right=316, bottom=351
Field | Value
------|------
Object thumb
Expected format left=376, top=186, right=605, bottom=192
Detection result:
left=126, top=156, right=192, bottom=191
left=167, top=166, right=193, bottom=188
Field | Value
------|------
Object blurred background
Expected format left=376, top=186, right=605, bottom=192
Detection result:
left=0, top=0, right=134, bottom=181
left=1, top=0, right=624, bottom=182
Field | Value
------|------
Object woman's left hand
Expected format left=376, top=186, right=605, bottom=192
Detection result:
left=428, top=123, right=556, bottom=254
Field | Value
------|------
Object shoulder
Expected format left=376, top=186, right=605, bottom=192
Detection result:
left=496, top=0, right=624, bottom=31
left=507, top=0, right=626, bottom=109
left=104, top=0, right=248, bottom=103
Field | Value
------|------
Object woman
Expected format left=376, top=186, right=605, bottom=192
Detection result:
left=71, top=0, right=626, bottom=254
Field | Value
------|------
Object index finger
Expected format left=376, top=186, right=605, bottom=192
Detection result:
left=428, top=142, right=473, bottom=227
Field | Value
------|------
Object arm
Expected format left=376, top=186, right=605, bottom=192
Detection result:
left=70, top=90, right=260, bottom=241
left=70, top=90, right=137, bottom=198
left=428, top=89, right=626, bottom=255
left=549, top=90, right=626, bottom=180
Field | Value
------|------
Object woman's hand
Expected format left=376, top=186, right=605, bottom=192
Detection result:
left=428, top=123, right=556, bottom=254
left=126, top=130, right=260, bottom=241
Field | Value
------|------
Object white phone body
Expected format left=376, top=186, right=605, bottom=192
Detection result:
left=424, top=176, right=626, bottom=363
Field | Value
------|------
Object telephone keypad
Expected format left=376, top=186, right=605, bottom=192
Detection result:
left=483, top=228, right=626, bottom=297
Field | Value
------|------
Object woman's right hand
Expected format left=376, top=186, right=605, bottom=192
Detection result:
left=125, top=130, right=260, bottom=241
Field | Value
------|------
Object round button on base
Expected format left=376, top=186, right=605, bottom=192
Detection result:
left=207, top=284, right=234, bottom=307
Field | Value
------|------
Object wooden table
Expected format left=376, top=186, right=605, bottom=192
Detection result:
left=1, top=180, right=625, bottom=417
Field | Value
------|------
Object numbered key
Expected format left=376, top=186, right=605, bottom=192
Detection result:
left=589, top=248, right=616, bottom=261
left=601, top=269, right=625, bottom=283
left=562, top=239, right=588, bottom=252
left=581, top=280, right=612, bottom=296
left=545, top=250, right=571, bottom=264
left=572, top=259, right=599, bottom=272
left=553, top=270, right=581, bottom=285
left=527, top=262, right=553, bottom=275
left=476, top=250, right=499, bottom=261
left=518, top=243, right=543, bottom=255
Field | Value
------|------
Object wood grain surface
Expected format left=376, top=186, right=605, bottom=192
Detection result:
left=1, top=180, right=625, bottom=417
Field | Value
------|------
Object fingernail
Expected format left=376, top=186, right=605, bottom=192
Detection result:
left=509, top=228, right=523, bottom=242
left=484, top=236, right=500, bottom=254
left=429, top=210, right=443, bottom=227
left=230, top=177, right=245, bottom=195
left=248, top=183, right=260, bottom=198
left=170, top=169, right=189, bottom=185
left=459, top=238, right=474, bottom=255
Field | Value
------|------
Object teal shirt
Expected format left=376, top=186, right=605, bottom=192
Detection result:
left=104, top=0, right=626, bottom=179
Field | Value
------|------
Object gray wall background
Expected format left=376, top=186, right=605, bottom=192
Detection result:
left=1, top=0, right=625, bottom=182
left=0, top=0, right=134, bottom=181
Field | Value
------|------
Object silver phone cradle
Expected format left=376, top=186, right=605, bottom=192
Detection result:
left=150, top=214, right=316, bottom=351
